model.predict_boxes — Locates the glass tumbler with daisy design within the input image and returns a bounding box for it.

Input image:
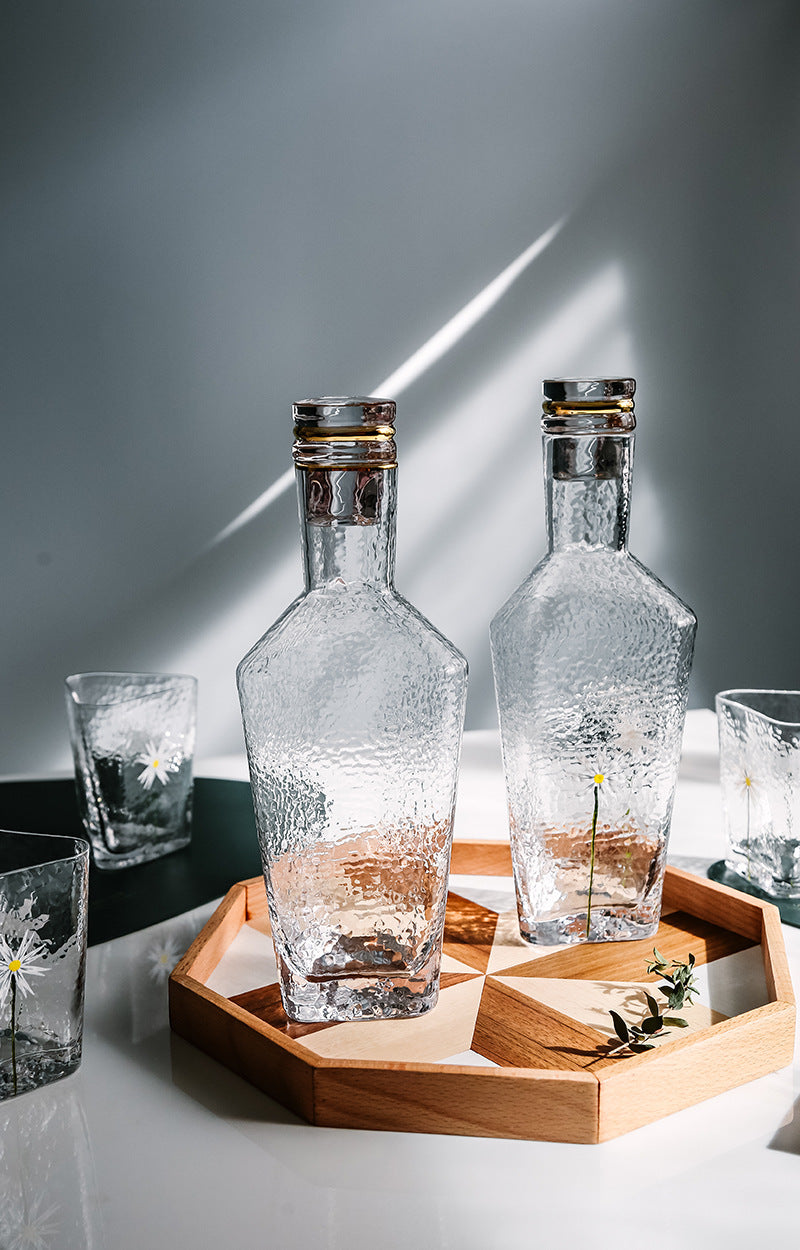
[65,672,197,869]
[491,380,696,944]
[717,689,800,897]
[1,830,89,1099]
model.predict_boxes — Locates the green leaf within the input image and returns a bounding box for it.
[688,953,696,967]
[610,1010,630,1042]
[629,1042,655,1052]
[641,1015,663,1034]
[645,992,661,1018]
[663,1016,689,1028]
[652,947,667,966]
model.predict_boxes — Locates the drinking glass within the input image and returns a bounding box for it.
[717,689,800,897]
[1,830,89,1100]
[65,672,197,869]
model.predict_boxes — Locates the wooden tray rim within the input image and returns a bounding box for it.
[170,844,795,1082]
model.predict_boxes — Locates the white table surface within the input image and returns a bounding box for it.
[2,710,798,1250]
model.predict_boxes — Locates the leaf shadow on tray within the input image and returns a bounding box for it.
[577,981,684,1066]
[580,981,654,1045]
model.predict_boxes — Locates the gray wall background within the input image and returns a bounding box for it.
[2,1,799,771]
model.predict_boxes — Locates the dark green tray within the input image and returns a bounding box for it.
[0,777,261,946]
[708,860,800,928]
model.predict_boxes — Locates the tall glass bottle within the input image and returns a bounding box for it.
[237,397,468,1021]
[490,379,696,945]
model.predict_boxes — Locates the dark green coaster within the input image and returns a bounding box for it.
[0,777,262,945]
[708,860,800,928]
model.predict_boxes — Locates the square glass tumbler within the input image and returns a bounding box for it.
[65,672,197,869]
[717,688,800,897]
[1,830,89,1100]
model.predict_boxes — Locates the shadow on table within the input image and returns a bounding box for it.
[0,777,262,943]
[85,905,302,1134]
[677,750,719,785]
[169,1031,306,1128]
[769,1095,800,1155]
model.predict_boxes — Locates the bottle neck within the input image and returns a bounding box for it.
[298,466,396,589]
[544,433,633,552]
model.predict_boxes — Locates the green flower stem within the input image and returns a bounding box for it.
[11,974,17,1096]
[586,783,599,938]
[746,783,751,881]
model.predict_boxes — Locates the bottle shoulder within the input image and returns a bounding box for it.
[237,584,467,689]
[236,591,306,683]
[389,589,468,670]
[491,548,696,638]
[626,552,697,627]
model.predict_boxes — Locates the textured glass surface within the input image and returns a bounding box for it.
[238,463,467,1022]
[0,832,89,1100]
[491,412,696,945]
[65,672,196,869]
[718,690,800,897]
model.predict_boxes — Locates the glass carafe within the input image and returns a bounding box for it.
[237,398,468,1020]
[490,379,696,944]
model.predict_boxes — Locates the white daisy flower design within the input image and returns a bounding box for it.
[580,749,631,821]
[0,930,47,1009]
[146,934,182,983]
[9,1195,60,1250]
[136,741,180,791]
[580,751,613,800]
[613,718,651,754]
[1,928,48,1095]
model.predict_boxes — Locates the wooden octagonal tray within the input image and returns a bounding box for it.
[169,840,795,1143]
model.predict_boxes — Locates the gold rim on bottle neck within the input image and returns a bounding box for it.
[292,397,397,468]
[541,379,636,433]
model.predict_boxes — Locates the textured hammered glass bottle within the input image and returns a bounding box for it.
[237,398,467,1021]
[491,379,696,945]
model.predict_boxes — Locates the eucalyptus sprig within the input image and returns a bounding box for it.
[645,948,699,1011]
[606,949,698,1057]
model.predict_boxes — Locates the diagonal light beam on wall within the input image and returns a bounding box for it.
[206,215,566,552]
[375,216,565,395]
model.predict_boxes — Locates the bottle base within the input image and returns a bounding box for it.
[277,952,442,1023]
[518,908,660,946]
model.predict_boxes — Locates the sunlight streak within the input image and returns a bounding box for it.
[377,217,566,395]
[207,467,296,549]
[205,216,567,551]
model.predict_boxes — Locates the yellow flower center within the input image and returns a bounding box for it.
[594,773,605,785]
[744,775,752,787]
[152,759,159,768]
[9,959,21,973]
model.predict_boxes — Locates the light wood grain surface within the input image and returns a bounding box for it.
[168,844,796,1142]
